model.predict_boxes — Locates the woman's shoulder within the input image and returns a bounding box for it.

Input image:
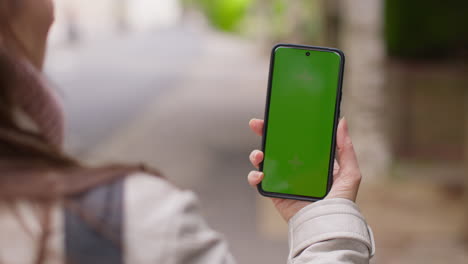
[124,172,175,195]
[124,172,194,204]
[123,173,210,263]
[123,172,199,221]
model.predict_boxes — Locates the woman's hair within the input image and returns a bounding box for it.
[0,0,139,200]
[0,1,158,263]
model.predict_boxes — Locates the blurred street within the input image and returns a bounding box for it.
[46,26,204,154]
[44,1,468,263]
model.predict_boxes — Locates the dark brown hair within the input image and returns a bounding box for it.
[0,0,151,201]
[0,1,159,263]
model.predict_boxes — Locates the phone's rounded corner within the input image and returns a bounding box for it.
[271,43,288,54]
[256,183,268,196]
[314,190,329,200]
[257,183,284,200]
[329,48,346,62]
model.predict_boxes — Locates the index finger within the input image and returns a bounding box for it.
[249,119,264,136]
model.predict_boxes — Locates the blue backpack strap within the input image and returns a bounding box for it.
[64,178,124,264]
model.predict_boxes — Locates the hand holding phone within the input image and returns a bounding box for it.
[248,118,362,221]
[258,44,347,202]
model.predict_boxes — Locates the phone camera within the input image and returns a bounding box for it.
[306,52,311,56]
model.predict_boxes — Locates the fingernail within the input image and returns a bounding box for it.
[253,150,260,158]
[250,150,258,160]
[256,172,263,179]
[342,117,349,133]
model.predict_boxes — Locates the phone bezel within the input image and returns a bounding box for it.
[257,43,345,202]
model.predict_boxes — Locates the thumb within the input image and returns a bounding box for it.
[336,118,360,175]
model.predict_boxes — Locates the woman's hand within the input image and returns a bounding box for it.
[248,118,362,222]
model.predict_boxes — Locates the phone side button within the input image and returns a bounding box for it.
[339,94,343,117]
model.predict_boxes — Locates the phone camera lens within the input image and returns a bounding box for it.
[306,52,311,56]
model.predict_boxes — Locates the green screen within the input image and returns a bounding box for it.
[262,46,342,199]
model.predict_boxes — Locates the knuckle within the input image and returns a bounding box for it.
[248,171,259,179]
[249,151,256,161]
[342,169,361,184]
[344,138,354,149]
[350,173,362,185]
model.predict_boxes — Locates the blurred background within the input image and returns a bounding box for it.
[44,0,468,263]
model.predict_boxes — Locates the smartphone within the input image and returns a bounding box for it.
[259,44,345,202]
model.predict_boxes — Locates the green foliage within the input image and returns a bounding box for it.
[193,0,253,32]
[262,0,324,44]
[384,0,468,58]
[188,0,326,43]
[271,0,288,37]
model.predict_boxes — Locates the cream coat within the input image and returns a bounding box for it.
[0,173,374,263]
